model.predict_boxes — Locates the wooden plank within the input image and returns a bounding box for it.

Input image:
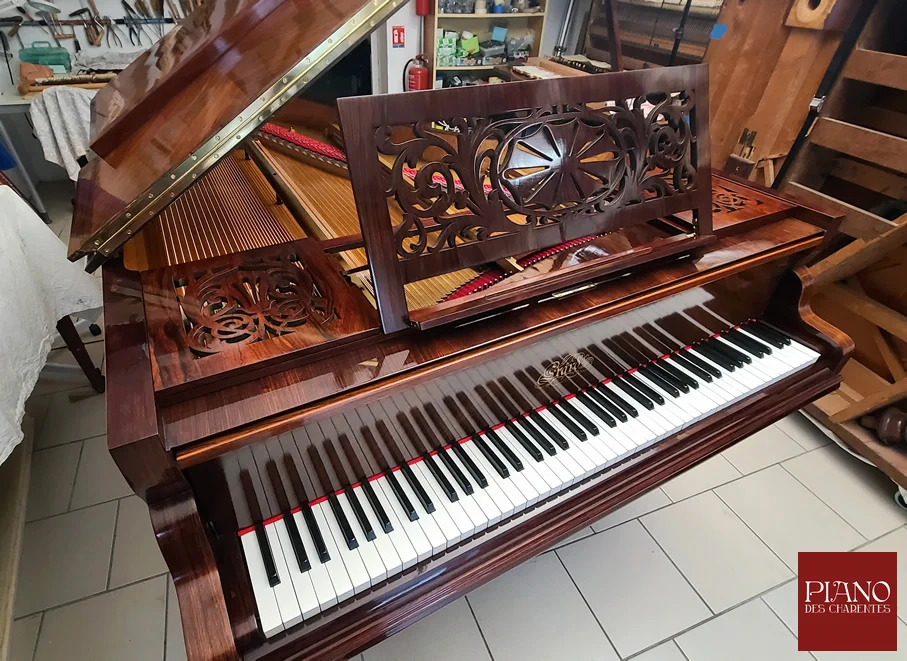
[840,357,891,396]
[808,211,907,286]
[843,48,907,92]
[810,117,907,174]
[829,376,907,423]
[811,391,854,418]
[825,283,907,344]
[859,106,907,140]
[785,182,896,239]
[852,278,907,381]
[832,158,907,199]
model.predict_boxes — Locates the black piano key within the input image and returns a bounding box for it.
[669,352,713,383]
[584,385,628,422]
[386,469,419,521]
[451,440,489,488]
[744,321,785,349]
[694,343,736,371]
[362,478,393,533]
[529,411,569,450]
[708,337,750,365]
[423,452,458,502]
[328,493,358,550]
[518,415,558,455]
[624,372,665,405]
[497,373,571,450]
[546,402,588,441]
[345,483,376,542]
[505,420,544,461]
[282,455,330,563]
[240,470,280,587]
[322,439,376,542]
[615,376,655,410]
[650,361,689,393]
[595,382,637,418]
[485,427,523,471]
[679,349,722,378]
[640,365,681,397]
[728,329,771,356]
[400,461,435,513]
[556,397,599,436]
[752,320,791,346]
[437,445,474,494]
[658,357,699,390]
[266,461,310,573]
[472,434,509,478]
[576,390,617,427]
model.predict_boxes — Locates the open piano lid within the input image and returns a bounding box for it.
[68,0,403,268]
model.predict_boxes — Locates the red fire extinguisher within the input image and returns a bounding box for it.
[404,54,430,91]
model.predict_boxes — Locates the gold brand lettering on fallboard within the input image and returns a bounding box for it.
[536,352,594,387]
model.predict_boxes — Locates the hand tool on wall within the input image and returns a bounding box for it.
[0,30,14,85]
[122,0,151,43]
[103,16,123,47]
[8,20,24,48]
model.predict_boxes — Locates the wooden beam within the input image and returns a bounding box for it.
[785,182,897,239]
[810,117,907,174]
[807,212,907,286]
[852,278,907,381]
[829,377,907,423]
[859,106,907,140]
[843,48,907,93]
[840,356,891,395]
[824,283,907,344]
[832,158,907,199]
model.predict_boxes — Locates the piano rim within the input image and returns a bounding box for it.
[233,361,842,661]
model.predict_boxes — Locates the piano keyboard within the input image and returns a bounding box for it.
[231,317,820,637]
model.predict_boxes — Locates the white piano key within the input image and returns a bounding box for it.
[434,451,491,532]
[407,462,462,546]
[273,518,320,621]
[376,476,433,563]
[412,460,474,540]
[336,491,386,585]
[497,427,559,499]
[350,484,404,579]
[292,511,337,611]
[393,467,448,554]
[521,414,585,484]
[240,531,284,638]
[461,439,523,516]
[444,447,503,526]
[368,478,419,570]
[309,503,356,601]
[536,409,597,478]
[263,523,303,629]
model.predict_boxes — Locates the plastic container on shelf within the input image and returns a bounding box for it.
[18,41,71,73]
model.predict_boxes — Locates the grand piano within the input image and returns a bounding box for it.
[69,1,852,659]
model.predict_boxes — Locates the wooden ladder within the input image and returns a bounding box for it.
[781,0,907,240]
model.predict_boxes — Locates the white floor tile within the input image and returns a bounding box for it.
[591,488,670,533]
[34,576,166,661]
[363,598,489,661]
[676,599,809,661]
[109,496,168,589]
[716,466,865,571]
[166,577,187,661]
[722,425,806,475]
[548,525,595,551]
[559,520,710,658]
[468,553,618,661]
[776,413,831,451]
[69,435,131,510]
[15,501,117,617]
[662,455,741,503]
[35,390,105,450]
[642,492,792,612]
[9,614,42,661]
[858,527,907,620]
[33,343,105,397]
[783,445,906,540]
[762,580,798,636]
[632,641,688,661]
[26,442,81,521]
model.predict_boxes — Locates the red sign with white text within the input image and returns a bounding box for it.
[799,552,897,652]
[392,25,405,48]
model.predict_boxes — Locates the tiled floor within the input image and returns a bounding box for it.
[10,185,907,660]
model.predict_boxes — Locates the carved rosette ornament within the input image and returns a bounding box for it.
[175,254,336,355]
[377,94,697,260]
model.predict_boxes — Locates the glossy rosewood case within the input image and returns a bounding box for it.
[69,4,852,658]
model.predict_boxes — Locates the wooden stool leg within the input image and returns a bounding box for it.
[56,315,105,393]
